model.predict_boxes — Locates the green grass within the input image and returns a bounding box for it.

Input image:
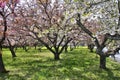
[0,47,120,80]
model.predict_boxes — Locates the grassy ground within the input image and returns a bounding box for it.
[0,47,120,80]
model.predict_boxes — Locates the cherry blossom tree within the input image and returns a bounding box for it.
[33,0,73,60]
[76,0,120,69]
[15,0,74,60]
[0,0,19,73]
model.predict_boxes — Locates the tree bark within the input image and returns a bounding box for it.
[0,10,9,73]
[99,55,107,69]
[118,0,120,27]
[7,39,17,57]
[70,45,73,51]
[88,43,95,52]
[64,45,68,53]
[0,45,2,50]
[23,46,29,52]
[9,46,17,58]
[54,53,60,60]
[0,51,8,73]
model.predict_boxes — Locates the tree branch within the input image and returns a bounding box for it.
[76,13,100,48]
[57,35,65,48]
[59,37,72,54]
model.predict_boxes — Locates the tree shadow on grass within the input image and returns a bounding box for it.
[1,48,120,80]
[0,73,26,80]
[1,58,89,80]
[104,68,120,80]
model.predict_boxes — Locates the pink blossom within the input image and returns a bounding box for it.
[15,0,19,3]
[0,2,6,8]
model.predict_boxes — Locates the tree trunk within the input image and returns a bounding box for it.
[0,45,2,50]
[9,46,17,58]
[38,48,41,52]
[99,55,107,69]
[54,53,60,60]
[65,45,68,53]
[0,51,8,73]
[7,39,17,58]
[23,46,28,52]
[34,45,37,50]
[70,47,73,51]
[70,45,74,51]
